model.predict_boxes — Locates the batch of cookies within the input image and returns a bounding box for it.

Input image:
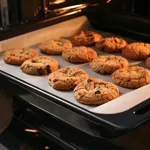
[3,30,150,105]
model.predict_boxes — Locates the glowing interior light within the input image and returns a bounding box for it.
[106,0,111,3]
[49,0,66,5]
[24,129,38,133]
[45,146,50,149]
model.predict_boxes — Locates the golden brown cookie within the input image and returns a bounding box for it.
[90,55,129,75]
[20,56,59,75]
[146,57,150,67]
[39,39,72,55]
[48,67,88,91]
[72,31,102,46]
[3,48,38,65]
[95,37,127,53]
[111,66,150,89]
[62,46,97,63]
[73,78,119,105]
[122,42,150,60]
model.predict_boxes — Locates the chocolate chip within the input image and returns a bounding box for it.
[95,90,101,94]
[87,78,92,82]
[32,59,37,63]
[37,68,45,75]
[53,79,58,82]
[46,65,51,73]
[101,47,105,51]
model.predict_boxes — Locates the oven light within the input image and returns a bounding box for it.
[66,10,82,15]
[106,0,111,3]
[45,146,50,149]
[63,4,87,10]
[53,4,87,12]
[49,0,66,5]
[24,129,38,133]
[66,4,87,10]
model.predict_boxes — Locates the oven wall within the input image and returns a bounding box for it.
[86,0,150,41]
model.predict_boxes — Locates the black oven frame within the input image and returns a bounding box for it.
[1,1,150,149]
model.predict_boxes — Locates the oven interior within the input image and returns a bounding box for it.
[0,1,150,150]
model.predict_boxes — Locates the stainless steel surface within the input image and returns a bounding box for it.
[0,16,150,114]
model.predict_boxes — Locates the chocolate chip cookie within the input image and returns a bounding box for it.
[73,78,119,105]
[20,56,59,75]
[111,66,150,89]
[95,37,127,53]
[48,67,88,91]
[62,46,97,63]
[39,39,72,55]
[90,55,129,75]
[72,30,102,46]
[122,42,150,60]
[146,57,150,67]
[3,48,38,65]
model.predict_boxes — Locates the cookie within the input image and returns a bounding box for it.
[90,55,129,74]
[62,46,97,63]
[72,31,102,46]
[95,37,127,53]
[39,39,72,55]
[111,66,150,89]
[3,48,38,65]
[146,57,150,67]
[73,78,119,105]
[122,42,150,60]
[48,67,88,91]
[20,56,59,75]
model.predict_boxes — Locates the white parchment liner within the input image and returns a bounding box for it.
[0,16,150,114]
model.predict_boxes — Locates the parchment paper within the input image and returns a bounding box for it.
[0,16,150,114]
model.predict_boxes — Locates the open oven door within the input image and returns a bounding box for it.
[0,85,13,134]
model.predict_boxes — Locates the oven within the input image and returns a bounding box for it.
[0,0,150,150]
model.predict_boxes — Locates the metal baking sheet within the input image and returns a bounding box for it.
[0,16,150,114]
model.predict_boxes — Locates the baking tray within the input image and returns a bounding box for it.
[0,16,150,116]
